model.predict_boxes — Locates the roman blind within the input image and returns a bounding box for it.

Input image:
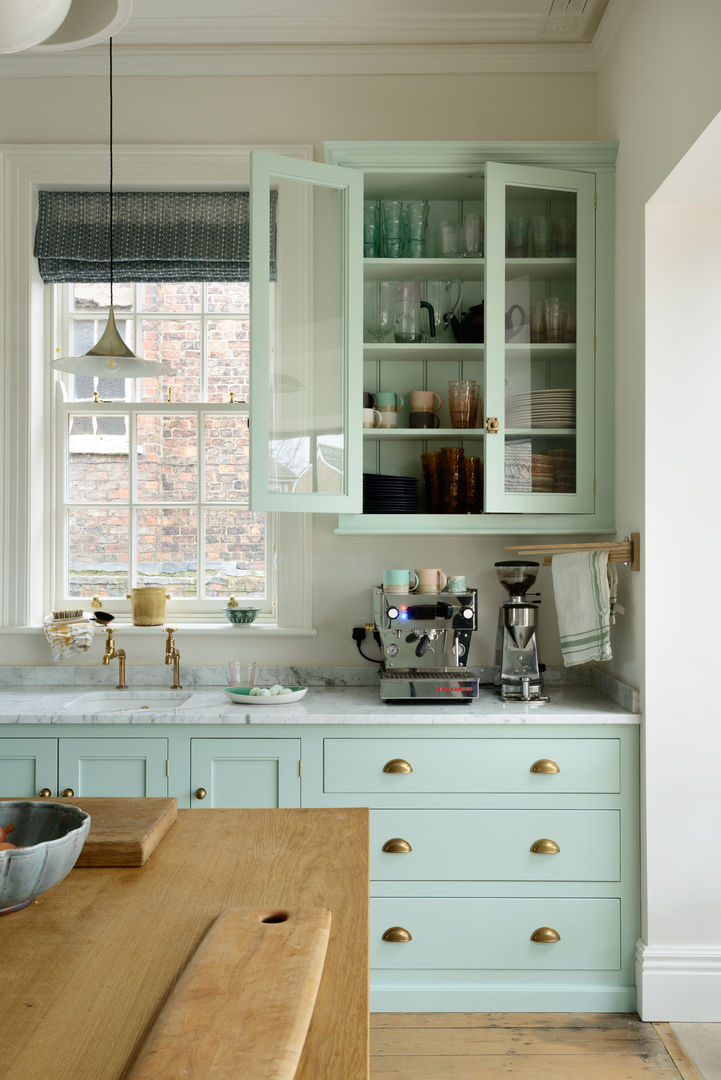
[34,190,277,283]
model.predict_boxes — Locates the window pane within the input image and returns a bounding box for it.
[138,282,201,313]
[136,414,198,502]
[207,282,249,314]
[204,414,249,502]
[203,508,265,598]
[67,413,129,501]
[67,507,129,597]
[71,283,133,312]
[207,318,249,403]
[137,318,201,401]
[136,507,198,597]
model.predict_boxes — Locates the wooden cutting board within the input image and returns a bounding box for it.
[0,796,177,866]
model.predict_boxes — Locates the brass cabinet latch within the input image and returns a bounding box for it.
[486,417,499,434]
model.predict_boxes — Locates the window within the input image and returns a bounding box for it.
[56,280,269,617]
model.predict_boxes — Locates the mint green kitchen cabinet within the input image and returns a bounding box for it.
[189,738,301,808]
[0,720,638,1012]
[0,737,57,797]
[250,141,616,535]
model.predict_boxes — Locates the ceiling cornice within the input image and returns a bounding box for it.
[0,41,602,78]
[590,0,632,66]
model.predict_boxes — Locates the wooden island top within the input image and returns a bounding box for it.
[0,807,369,1080]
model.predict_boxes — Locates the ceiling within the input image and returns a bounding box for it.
[0,0,628,76]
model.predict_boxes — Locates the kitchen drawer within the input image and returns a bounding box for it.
[324,738,620,794]
[371,809,620,881]
[371,897,620,971]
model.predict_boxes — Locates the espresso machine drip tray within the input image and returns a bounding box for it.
[380,670,479,703]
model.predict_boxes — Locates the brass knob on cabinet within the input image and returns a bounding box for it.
[530,926,561,943]
[382,926,412,943]
[530,838,561,855]
[383,759,413,774]
[38,788,52,798]
[530,758,560,774]
[61,788,75,797]
[382,837,413,854]
[195,787,207,800]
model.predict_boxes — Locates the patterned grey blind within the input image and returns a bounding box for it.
[34,190,276,283]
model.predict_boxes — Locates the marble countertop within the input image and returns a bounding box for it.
[0,684,640,725]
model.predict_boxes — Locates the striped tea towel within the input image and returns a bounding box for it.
[551,551,612,666]
[42,614,95,661]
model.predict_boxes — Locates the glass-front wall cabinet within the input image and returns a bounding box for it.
[251,144,615,534]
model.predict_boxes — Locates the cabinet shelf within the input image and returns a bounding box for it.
[364,342,483,360]
[363,427,485,440]
[364,257,484,282]
[505,258,576,281]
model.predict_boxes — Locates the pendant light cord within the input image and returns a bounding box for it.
[108,36,114,306]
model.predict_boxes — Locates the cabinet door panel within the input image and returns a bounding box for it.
[250,152,363,513]
[58,738,168,797]
[0,738,57,797]
[191,739,301,808]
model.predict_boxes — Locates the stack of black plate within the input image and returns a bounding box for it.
[363,473,419,514]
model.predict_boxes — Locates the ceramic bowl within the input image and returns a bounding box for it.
[224,606,260,625]
[0,801,91,914]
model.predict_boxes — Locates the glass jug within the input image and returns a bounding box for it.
[393,281,435,343]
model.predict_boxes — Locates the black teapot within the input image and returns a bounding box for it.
[447,302,526,344]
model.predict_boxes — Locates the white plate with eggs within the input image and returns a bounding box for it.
[223,685,308,705]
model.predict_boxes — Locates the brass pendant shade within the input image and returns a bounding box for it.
[50,38,169,380]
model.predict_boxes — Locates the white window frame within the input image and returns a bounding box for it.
[0,143,314,630]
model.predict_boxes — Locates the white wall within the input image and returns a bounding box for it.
[597,0,721,1020]
[0,68,598,670]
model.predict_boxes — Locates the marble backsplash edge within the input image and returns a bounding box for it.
[0,663,640,711]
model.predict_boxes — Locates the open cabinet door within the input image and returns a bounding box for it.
[250,152,363,513]
[484,160,596,515]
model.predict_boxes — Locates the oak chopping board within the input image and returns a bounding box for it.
[0,796,177,866]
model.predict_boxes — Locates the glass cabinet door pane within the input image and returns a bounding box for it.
[484,162,595,514]
[250,152,363,513]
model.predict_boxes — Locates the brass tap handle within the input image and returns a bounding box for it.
[530,838,561,855]
[38,788,52,798]
[195,787,207,800]
[382,838,413,854]
[62,788,75,798]
[530,758,560,774]
[383,758,413,774]
[382,926,412,943]
[530,926,561,943]
[91,596,102,610]
[164,626,178,656]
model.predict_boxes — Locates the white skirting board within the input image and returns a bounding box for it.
[636,940,721,1021]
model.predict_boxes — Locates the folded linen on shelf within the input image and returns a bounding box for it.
[551,550,612,666]
[42,615,95,661]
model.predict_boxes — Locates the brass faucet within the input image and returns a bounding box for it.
[164,627,182,689]
[101,627,127,689]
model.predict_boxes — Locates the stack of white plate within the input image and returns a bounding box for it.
[507,389,576,429]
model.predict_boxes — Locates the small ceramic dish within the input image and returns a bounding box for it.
[223,686,308,705]
[224,606,260,625]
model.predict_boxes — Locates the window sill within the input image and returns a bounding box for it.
[0,623,317,637]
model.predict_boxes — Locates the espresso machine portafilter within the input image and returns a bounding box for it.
[494,561,549,703]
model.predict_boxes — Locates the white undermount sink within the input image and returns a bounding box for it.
[62,690,192,713]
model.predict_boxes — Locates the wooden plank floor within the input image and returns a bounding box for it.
[370,1014,704,1079]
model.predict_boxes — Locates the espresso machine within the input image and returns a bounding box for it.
[494,561,549,702]
[373,585,479,702]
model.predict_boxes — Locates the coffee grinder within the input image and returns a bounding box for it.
[494,560,549,702]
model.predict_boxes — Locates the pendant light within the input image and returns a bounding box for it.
[51,38,170,379]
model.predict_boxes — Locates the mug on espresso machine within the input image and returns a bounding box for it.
[372,581,479,702]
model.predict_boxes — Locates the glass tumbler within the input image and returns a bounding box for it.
[448,380,479,428]
[363,200,380,257]
[380,200,404,257]
[228,661,256,687]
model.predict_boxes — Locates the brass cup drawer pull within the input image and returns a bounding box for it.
[530,838,561,855]
[382,837,413,854]
[61,788,75,797]
[195,787,208,800]
[38,788,52,798]
[382,926,412,943]
[530,926,561,943]
[383,758,413,774]
[530,758,560,774]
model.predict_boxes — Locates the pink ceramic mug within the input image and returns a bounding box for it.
[414,567,448,593]
[410,389,443,413]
